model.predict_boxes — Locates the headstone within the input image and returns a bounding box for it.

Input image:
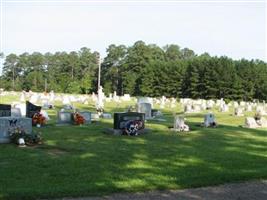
[256,117,267,128]
[201,102,207,110]
[240,101,246,107]
[137,97,153,108]
[63,104,73,110]
[40,110,50,121]
[193,105,201,112]
[137,103,152,119]
[91,113,100,121]
[219,104,229,112]
[234,107,244,116]
[151,109,162,117]
[20,92,26,102]
[256,106,267,116]
[233,101,239,108]
[184,104,193,113]
[160,96,166,109]
[113,112,145,130]
[26,101,41,118]
[204,113,217,127]
[0,117,32,143]
[62,96,71,105]
[246,104,252,112]
[0,104,11,117]
[96,86,105,111]
[173,115,189,132]
[11,108,22,118]
[79,111,91,124]
[121,94,131,101]
[15,104,26,117]
[42,100,53,109]
[244,117,259,128]
[57,111,73,125]
[170,99,176,108]
[29,94,39,103]
[49,90,55,102]
[102,113,112,119]
[206,100,214,109]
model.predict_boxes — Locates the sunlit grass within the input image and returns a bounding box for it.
[0,95,266,200]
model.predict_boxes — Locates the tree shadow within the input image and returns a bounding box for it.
[1,114,267,200]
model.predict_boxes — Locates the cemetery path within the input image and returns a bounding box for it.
[59,180,267,200]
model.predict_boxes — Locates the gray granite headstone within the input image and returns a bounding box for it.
[0,117,32,143]
[91,113,100,121]
[11,108,22,118]
[172,115,189,132]
[137,103,152,119]
[204,113,216,127]
[79,111,91,124]
[57,111,73,125]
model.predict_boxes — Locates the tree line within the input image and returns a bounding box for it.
[0,41,266,100]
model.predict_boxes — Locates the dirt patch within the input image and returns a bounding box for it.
[57,180,267,200]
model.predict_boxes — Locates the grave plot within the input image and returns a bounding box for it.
[105,112,149,136]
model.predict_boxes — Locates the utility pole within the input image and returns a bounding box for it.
[44,78,47,93]
[97,55,101,92]
[12,63,15,90]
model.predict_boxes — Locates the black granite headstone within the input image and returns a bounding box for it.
[0,104,11,117]
[26,101,41,118]
[113,112,145,130]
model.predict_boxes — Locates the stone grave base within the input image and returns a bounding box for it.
[104,128,150,136]
[169,127,190,132]
[200,123,218,128]
[0,138,10,144]
[101,113,112,119]
[148,118,166,122]
[56,123,73,126]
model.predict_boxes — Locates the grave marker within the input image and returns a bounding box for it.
[57,111,73,125]
[0,117,32,143]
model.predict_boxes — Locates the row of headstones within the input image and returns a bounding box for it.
[245,116,267,128]
[18,90,133,104]
[173,113,267,132]
[0,102,41,143]
[180,98,265,107]
[184,102,267,115]
[0,105,95,143]
[172,113,217,132]
[18,92,179,111]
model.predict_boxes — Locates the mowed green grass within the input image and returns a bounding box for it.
[0,95,267,200]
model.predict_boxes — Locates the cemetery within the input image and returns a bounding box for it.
[0,90,267,199]
[0,1,266,199]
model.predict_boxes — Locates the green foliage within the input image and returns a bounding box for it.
[0,41,266,100]
[66,81,82,94]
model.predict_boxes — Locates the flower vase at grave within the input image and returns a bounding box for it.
[18,138,25,146]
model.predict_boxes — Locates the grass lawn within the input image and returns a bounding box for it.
[0,95,267,200]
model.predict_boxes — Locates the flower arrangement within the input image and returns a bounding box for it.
[73,112,85,125]
[9,126,27,145]
[123,120,144,136]
[32,112,46,126]
[8,126,42,146]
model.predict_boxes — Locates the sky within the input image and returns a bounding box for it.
[0,0,266,74]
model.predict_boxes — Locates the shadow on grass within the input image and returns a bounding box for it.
[1,115,267,200]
